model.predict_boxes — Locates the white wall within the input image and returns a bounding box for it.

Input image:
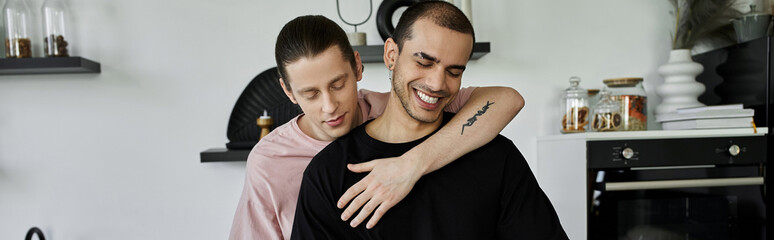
[0,0,675,239]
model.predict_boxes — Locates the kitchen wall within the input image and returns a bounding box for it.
[1,0,680,239]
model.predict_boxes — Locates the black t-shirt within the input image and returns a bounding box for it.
[291,112,568,239]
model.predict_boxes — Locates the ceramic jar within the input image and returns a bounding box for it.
[655,49,706,116]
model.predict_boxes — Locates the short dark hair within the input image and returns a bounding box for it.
[274,15,357,91]
[392,1,475,57]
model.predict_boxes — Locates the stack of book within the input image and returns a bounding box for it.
[656,104,755,130]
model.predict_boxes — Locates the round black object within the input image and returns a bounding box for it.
[226,67,302,149]
[25,227,45,240]
[376,0,425,41]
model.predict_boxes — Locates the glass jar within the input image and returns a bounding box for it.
[3,0,33,58]
[560,76,590,133]
[603,77,647,131]
[42,0,70,57]
[590,90,622,132]
[587,88,600,110]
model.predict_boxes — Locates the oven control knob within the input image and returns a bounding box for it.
[728,144,741,156]
[621,147,635,159]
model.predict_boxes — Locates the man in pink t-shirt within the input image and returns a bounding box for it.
[229,15,524,240]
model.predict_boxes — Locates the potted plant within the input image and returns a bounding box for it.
[656,0,742,117]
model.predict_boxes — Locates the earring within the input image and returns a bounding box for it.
[388,64,393,80]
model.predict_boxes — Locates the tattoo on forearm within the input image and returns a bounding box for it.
[461,101,494,135]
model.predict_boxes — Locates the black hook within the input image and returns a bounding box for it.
[25,227,46,240]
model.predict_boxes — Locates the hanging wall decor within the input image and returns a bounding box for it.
[376,0,424,41]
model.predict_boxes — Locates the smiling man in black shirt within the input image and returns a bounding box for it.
[291,2,567,239]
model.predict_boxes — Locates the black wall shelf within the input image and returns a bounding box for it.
[201,148,250,163]
[0,56,101,75]
[353,42,490,63]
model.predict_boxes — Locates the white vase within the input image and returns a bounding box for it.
[655,49,706,116]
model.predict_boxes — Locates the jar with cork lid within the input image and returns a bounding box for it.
[560,76,590,133]
[603,77,647,131]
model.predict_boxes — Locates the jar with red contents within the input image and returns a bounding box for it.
[603,78,647,131]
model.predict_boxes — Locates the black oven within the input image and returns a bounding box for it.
[587,136,767,239]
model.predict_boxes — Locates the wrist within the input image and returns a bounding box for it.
[402,149,433,176]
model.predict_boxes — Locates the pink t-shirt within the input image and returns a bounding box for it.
[229,87,476,240]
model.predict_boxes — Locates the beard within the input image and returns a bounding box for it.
[391,65,452,123]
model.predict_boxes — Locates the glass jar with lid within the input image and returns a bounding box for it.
[590,90,622,132]
[587,88,600,110]
[560,76,590,133]
[603,77,647,131]
[42,0,71,57]
[3,0,33,58]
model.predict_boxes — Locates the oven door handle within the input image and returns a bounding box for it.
[601,177,764,191]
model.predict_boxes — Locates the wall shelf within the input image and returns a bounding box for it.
[353,42,490,63]
[200,148,250,163]
[0,56,101,75]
